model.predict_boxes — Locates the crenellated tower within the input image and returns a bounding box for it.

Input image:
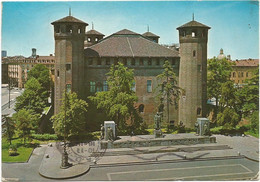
[51,14,88,114]
[177,17,210,128]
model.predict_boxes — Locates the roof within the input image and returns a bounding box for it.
[232,59,259,67]
[142,32,160,38]
[51,16,88,26]
[85,29,179,58]
[86,29,104,36]
[177,20,210,29]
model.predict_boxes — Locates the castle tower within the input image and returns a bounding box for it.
[177,18,210,128]
[51,15,88,114]
[84,25,105,47]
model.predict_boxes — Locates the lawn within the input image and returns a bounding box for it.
[2,138,37,163]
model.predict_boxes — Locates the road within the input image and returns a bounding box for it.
[1,87,23,114]
[2,145,258,181]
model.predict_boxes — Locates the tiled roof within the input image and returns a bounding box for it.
[86,29,104,36]
[142,32,160,38]
[177,20,210,29]
[85,29,179,58]
[232,59,259,67]
[51,16,88,26]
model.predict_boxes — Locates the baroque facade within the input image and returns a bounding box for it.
[51,15,210,128]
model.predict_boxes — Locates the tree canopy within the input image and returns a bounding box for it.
[51,92,88,139]
[15,78,45,115]
[89,63,142,132]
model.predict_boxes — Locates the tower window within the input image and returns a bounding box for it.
[138,104,144,113]
[147,80,152,93]
[87,38,91,42]
[89,59,93,65]
[78,27,82,34]
[131,59,135,66]
[148,59,152,66]
[197,107,201,115]
[192,30,197,37]
[193,50,196,57]
[140,58,144,66]
[66,64,71,71]
[182,31,186,37]
[90,81,96,93]
[55,25,61,33]
[95,38,98,42]
[66,25,73,33]
[106,58,110,65]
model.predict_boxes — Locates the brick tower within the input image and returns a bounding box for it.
[51,14,88,114]
[177,17,210,128]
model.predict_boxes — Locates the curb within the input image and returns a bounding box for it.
[91,155,245,168]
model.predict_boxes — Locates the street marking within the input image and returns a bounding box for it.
[107,164,253,181]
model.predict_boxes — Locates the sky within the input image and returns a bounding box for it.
[1,1,259,60]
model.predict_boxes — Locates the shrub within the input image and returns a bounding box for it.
[31,134,58,141]
[8,145,18,156]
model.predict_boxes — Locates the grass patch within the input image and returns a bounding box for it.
[245,131,259,138]
[2,147,33,162]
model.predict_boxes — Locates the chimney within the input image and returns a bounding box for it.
[32,48,36,58]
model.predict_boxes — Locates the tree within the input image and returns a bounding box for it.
[51,92,88,139]
[89,63,142,132]
[239,68,259,116]
[156,60,182,124]
[207,57,234,119]
[216,107,240,127]
[2,115,15,145]
[27,64,52,104]
[15,78,45,115]
[12,109,38,144]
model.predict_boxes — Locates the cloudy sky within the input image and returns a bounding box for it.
[1,1,259,60]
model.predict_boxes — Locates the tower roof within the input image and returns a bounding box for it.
[177,20,210,30]
[86,29,104,36]
[51,15,88,26]
[142,32,160,38]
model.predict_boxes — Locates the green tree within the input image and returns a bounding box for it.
[250,111,259,133]
[89,63,142,132]
[12,109,38,144]
[239,68,259,116]
[207,57,234,119]
[216,107,240,127]
[51,92,88,139]
[156,60,182,124]
[2,115,15,145]
[28,64,52,104]
[15,78,45,115]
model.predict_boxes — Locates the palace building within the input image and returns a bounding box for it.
[51,14,210,129]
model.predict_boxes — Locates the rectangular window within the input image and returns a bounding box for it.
[148,59,152,66]
[90,81,96,93]
[103,81,108,91]
[66,64,71,71]
[106,58,110,65]
[66,84,71,92]
[156,59,160,66]
[131,81,136,92]
[140,58,144,66]
[131,59,135,66]
[147,80,152,93]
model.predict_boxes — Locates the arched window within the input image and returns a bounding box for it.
[246,72,249,77]
[66,25,73,33]
[55,25,61,33]
[138,104,144,113]
[95,38,99,42]
[197,107,201,115]
[192,30,197,37]
[233,72,236,77]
